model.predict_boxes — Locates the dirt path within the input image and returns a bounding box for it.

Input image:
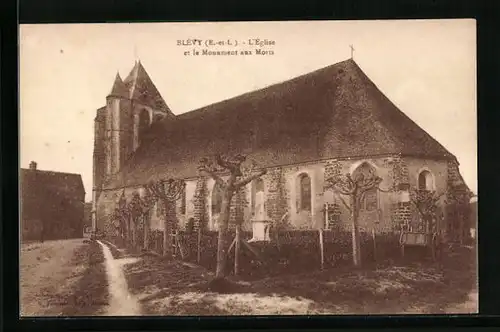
[20,239,87,316]
[97,241,142,316]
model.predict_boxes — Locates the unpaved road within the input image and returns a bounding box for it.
[20,239,87,316]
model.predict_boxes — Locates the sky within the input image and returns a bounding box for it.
[19,20,477,201]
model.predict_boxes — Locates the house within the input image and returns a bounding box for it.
[93,59,471,246]
[20,161,86,241]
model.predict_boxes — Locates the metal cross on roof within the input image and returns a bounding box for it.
[350,44,355,59]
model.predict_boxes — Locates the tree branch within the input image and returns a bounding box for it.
[163,180,186,201]
[377,185,392,193]
[215,154,231,169]
[234,169,267,188]
[332,182,355,195]
[198,163,225,188]
[334,192,352,212]
[410,199,426,218]
[216,154,246,177]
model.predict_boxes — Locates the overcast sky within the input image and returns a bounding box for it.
[20,20,476,201]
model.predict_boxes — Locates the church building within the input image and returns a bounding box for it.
[92,58,470,245]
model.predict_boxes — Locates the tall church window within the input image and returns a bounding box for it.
[138,109,150,146]
[353,162,378,211]
[211,182,223,215]
[298,173,312,212]
[418,170,434,191]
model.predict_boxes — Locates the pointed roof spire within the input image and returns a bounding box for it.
[108,72,128,98]
[123,61,172,113]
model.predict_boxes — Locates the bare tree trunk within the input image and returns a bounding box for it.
[125,215,129,244]
[131,217,137,248]
[215,191,233,278]
[458,209,464,245]
[163,200,174,258]
[235,224,241,275]
[351,195,361,267]
[143,213,150,250]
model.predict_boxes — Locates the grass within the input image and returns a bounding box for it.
[121,244,477,315]
[61,240,109,316]
[122,255,215,314]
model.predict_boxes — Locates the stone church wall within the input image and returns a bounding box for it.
[96,155,454,241]
[323,157,397,233]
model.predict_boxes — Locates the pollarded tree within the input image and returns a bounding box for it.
[144,178,186,258]
[128,191,144,248]
[198,154,267,280]
[139,184,161,250]
[444,183,472,244]
[325,171,382,267]
[409,189,446,234]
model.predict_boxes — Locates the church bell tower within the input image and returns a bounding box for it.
[91,60,175,232]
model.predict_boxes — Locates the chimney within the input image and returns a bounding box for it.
[29,161,37,170]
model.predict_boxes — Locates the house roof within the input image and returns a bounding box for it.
[104,59,455,189]
[20,168,86,197]
[122,60,172,113]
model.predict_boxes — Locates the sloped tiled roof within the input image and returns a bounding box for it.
[20,168,85,197]
[122,60,172,113]
[104,59,455,189]
[109,73,129,98]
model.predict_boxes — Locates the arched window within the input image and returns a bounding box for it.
[418,170,434,191]
[138,109,150,145]
[353,162,378,211]
[251,178,265,217]
[211,181,223,215]
[298,173,312,212]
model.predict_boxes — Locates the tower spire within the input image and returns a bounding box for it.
[108,72,128,97]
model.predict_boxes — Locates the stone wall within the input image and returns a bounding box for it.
[193,176,208,231]
[322,157,397,232]
[388,156,411,231]
[263,168,287,227]
[445,159,472,241]
[97,156,462,242]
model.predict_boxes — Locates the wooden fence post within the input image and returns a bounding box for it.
[234,225,241,275]
[197,227,202,264]
[319,228,325,270]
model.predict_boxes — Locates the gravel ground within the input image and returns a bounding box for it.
[20,238,109,316]
[20,239,87,316]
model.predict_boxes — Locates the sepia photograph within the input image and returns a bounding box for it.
[19,19,477,316]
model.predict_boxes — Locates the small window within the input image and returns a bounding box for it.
[298,173,312,212]
[418,170,433,191]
